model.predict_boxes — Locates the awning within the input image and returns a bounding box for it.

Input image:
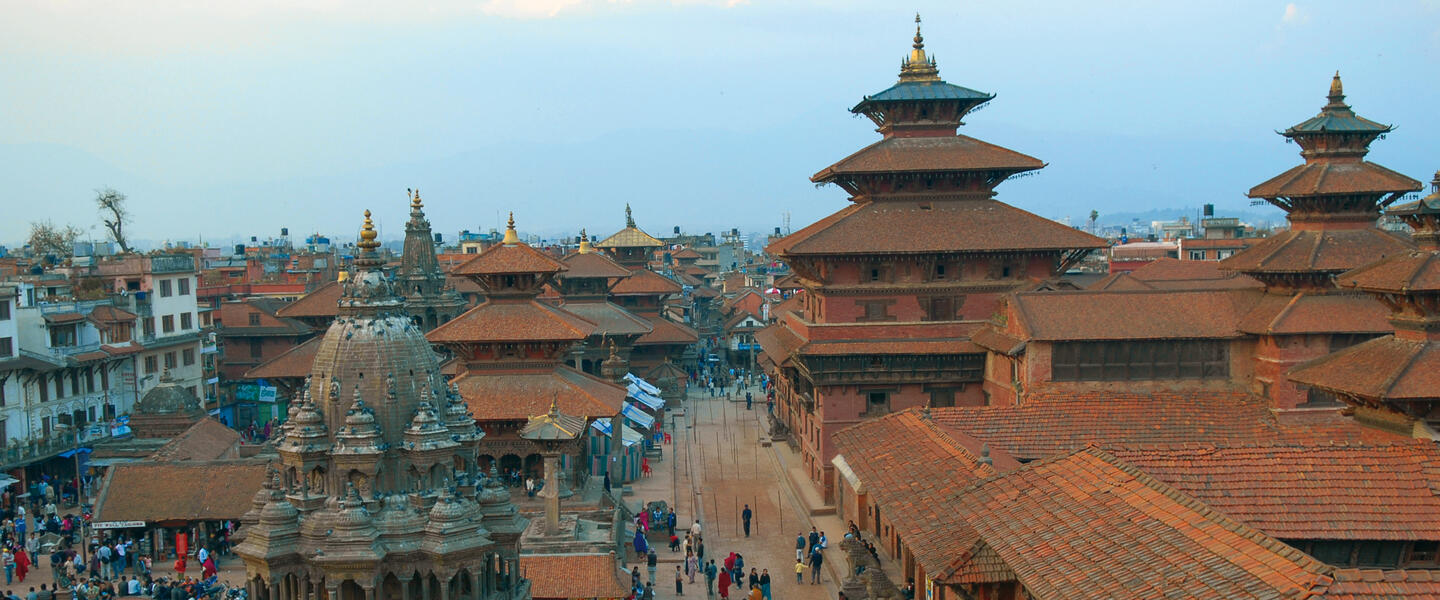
[58,448,93,459]
[627,383,665,410]
[625,374,662,396]
[85,457,141,467]
[43,312,86,324]
[622,404,655,429]
[0,475,19,488]
[589,420,645,447]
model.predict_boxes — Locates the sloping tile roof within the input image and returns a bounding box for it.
[149,417,241,462]
[1324,569,1440,599]
[559,252,633,280]
[1249,162,1421,198]
[1220,228,1414,274]
[754,323,805,367]
[1109,441,1440,541]
[244,336,323,379]
[276,281,342,318]
[596,227,663,249]
[428,300,596,343]
[1236,292,1391,335]
[452,241,567,276]
[811,135,1043,181]
[1338,250,1440,294]
[94,461,269,523]
[767,199,1107,257]
[558,302,653,337]
[1121,257,1264,290]
[43,312,85,324]
[1009,289,1255,341]
[856,80,993,105]
[1288,335,1440,402]
[799,338,982,355]
[519,554,628,600]
[671,248,703,260]
[453,367,624,422]
[832,410,1014,579]
[88,305,138,323]
[634,315,697,346]
[970,326,1024,356]
[952,447,1335,600]
[932,390,1403,462]
[1087,272,1155,291]
[609,269,682,295]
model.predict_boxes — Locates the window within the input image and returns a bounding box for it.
[864,391,890,416]
[0,337,11,358]
[143,318,155,338]
[100,368,110,391]
[178,277,190,295]
[38,379,48,402]
[1356,542,1404,568]
[86,369,95,393]
[248,313,261,326]
[144,355,158,374]
[1409,541,1439,565]
[55,377,65,399]
[929,388,955,408]
[181,312,193,330]
[162,315,175,334]
[933,263,947,280]
[70,372,80,395]
[858,301,895,323]
[0,301,9,320]
[1051,340,1229,382]
[183,348,196,366]
[49,324,77,347]
[250,340,263,359]
[922,297,957,321]
[164,352,177,370]
[1189,250,1206,260]
[159,279,173,297]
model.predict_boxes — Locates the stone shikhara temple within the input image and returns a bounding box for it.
[236,210,530,600]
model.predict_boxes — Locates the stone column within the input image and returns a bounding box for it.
[364,585,377,600]
[439,576,451,600]
[609,413,624,486]
[542,451,561,535]
[423,575,433,600]
[400,577,413,600]
[326,583,339,600]
[271,582,282,600]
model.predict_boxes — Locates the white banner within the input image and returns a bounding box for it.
[92,521,146,530]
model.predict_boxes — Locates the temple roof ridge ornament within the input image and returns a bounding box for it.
[899,13,940,83]
[502,211,520,245]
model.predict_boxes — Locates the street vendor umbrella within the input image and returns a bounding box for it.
[634,528,649,555]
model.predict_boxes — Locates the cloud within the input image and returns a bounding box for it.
[1281,3,1309,25]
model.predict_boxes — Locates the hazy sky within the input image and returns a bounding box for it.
[2,0,1438,248]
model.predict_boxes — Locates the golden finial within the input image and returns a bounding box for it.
[501,211,520,245]
[358,209,380,251]
[1328,71,1345,104]
[411,188,422,209]
[548,393,559,418]
[578,228,593,254]
[899,14,940,83]
[337,270,350,282]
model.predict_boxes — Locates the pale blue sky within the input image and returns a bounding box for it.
[2,0,1437,247]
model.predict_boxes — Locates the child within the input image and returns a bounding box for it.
[794,559,804,584]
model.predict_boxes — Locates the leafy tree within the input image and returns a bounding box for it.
[27,220,82,259]
[96,187,132,253]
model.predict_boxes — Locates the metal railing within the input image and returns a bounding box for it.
[0,426,119,472]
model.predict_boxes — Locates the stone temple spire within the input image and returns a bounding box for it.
[398,188,465,330]
[338,210,403,315]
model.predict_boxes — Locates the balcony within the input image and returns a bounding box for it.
[149,255,196,274]
[0,425,120,472]
[48,342,102,359]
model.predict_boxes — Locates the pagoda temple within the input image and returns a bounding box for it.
[1290,171,1440,433]
[552,230,653,376]
[236,210,528,600]
[399,190,468,331]
[757,16,1106,500]
[1219,73,1423,407]
[427,214,626,480]
[595,205,663,270]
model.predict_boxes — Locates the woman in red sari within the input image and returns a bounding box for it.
[13,548,28,582]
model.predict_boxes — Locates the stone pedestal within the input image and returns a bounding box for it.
[543,452,561,536]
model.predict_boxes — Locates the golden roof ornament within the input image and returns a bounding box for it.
[578,228,593,254]
[899,13,941,83]
[501,211,520,245]
[1326,71,1347,108]
[357,210,380,252]
[411,188,423,209]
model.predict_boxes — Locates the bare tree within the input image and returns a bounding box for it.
[27,220,83,259]
[95,187,132,253]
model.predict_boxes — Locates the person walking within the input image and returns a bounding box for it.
[686,552,698,584]
[717,568,730,600]
[705,560,717,596]
[807,528,819,555]
[641,583,654,600]
[795,533,806,560]
[741,505,752,538]
[12,551,25,584]
[809,548,824,584]
[675,566,684,596]
[4,549,14,585]
[690,520,702,538]
[744,392,752,410]
[646,549,658,585]
[746,568,758,592]
[759,570,771,600]
[794,559,804,584]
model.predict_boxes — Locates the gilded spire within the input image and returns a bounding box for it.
[1326,71,1346,107]
[411,188,423,210]
[899,13,941,83]
[358,210,380,252]
[501,211,520,245]
[578,228,593,254]
[625,203,636,228]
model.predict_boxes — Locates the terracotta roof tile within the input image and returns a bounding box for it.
[1009,289,1255,341]
[1236,292,1391,335]
[671,248,703,260]
[453,241,567,276]
[1249,161,1421,198]
[1339,250,1440,294]
[149,417,241,462]
[1220,228,1414,274]
[94,461,269,523]
[453,367,624,422]
[767,199,1107,257]
[519,554,628,600]
[952,447,1335,599]
[832,411,1015,579]
[1324,569,1440,599]
[754,323,805,367]
[244,336,323,379]
[609,269,682,296]
[276,281,342,319]
[88,305,137,323]
[429,300,596,343]
[1289,335,1440,401]
[558,302,653,337]
[559,252,633,280]
[970,326,1024,356]
[1121,257,1264,290]
[799,338,982,355]
[931,390,1401,462]
[634,315,697,346]
[811,135,1043,181]
[1109,441,1440,541]
[1087,272,1155,291]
